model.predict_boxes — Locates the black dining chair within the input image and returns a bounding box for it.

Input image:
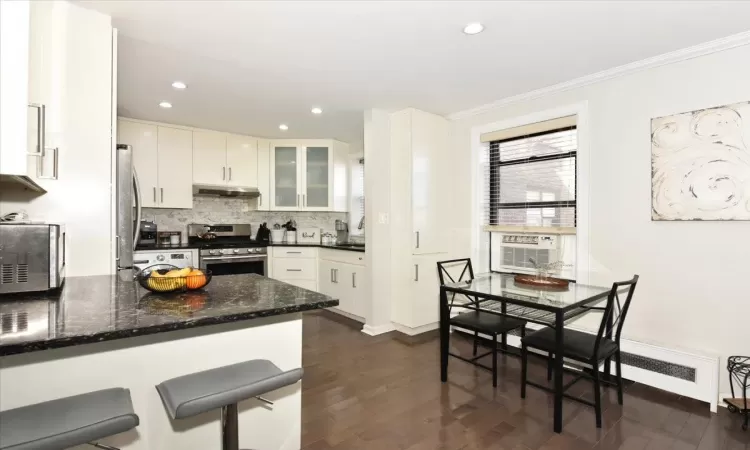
[520,275,639,428]
[437,258,526,387]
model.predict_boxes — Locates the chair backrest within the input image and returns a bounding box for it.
[436,258,475,311]
[593,275,639,357]
[436,258,474,286]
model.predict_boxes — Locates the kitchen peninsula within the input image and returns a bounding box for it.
[0,274,337,450]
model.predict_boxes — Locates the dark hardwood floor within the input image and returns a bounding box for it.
[301,311,749,450]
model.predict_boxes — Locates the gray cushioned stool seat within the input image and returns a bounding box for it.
[156,359,303,420]
[0,388,139,450]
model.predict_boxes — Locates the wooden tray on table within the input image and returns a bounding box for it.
[514,274,570,289]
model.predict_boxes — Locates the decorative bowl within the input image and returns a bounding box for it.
[136,264,212,293]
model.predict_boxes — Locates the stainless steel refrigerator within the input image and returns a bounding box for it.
[115,144,142,278]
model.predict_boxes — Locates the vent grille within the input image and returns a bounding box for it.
[16,264,28,283]
[1,264,13,284]
[502,247,551,271]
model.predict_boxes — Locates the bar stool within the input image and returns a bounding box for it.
[0,388,139,450]
[156,359,303,450]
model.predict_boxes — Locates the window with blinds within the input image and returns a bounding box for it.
[349,158,365,235]
[485,126,577,228]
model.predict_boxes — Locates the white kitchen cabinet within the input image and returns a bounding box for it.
[387,108,451,331]
[157,127,194,208]
[226,134,257,188]
[118,120,193,209]
[192,130,226,185]
[0,1,31,179]
[390,109,449,255]
[118,120,158,208]
[318,251,366,320]
[257,139,271,210]
[268,247,318,291]
[269,140,349,212]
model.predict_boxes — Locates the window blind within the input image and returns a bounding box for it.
[482,127,577,228]
[350,158,365,234]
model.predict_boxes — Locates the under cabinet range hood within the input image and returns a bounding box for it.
[0,175,47,193]
[192,184,260,198]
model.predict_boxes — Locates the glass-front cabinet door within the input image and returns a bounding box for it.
[273,146,299,209]
[304,146,330,209]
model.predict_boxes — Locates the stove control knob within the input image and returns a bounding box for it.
[247,248,253,253]
[219,249,225,255]
[233,249,240,254]
[156,254,165,262]
[209,250,217,255]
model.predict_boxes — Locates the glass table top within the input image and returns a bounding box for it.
[443,272,612,313]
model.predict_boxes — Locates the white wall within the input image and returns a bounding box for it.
[452,43,750,393]
[362,109,392,333]
[0,2,114,277]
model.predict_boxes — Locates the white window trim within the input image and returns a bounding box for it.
[470,101,591,284]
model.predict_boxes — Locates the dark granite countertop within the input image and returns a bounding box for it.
[269,243,365,253]
[0,274,338,356]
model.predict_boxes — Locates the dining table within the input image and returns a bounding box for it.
[439,272,614,433]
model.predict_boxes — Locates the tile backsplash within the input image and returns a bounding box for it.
[142,196,347,238]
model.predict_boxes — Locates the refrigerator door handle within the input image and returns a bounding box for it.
[133,168,143,249]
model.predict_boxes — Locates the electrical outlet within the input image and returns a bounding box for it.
[378,213,389,224]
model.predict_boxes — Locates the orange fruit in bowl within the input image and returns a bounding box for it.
[186,269,207,290]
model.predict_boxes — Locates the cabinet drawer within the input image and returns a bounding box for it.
[272,247,318,259]
[282,279,317,291]
[272,258,316,279]
[319,249,365,266]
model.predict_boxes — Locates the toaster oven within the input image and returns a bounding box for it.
[0,223,65,294]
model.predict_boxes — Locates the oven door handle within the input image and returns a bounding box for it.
[201,255,267,262]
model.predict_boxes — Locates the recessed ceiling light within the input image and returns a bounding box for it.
[171,81,187,89]
[159,101,172,108]
[311,107,323,115]
[279,124,289,131]
[463,23,484,35]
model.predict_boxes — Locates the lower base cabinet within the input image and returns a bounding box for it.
[318,259,365,319]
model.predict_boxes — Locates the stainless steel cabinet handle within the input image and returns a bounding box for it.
[259,193,262,207]
[330,268,334,282]
[416,231,420,249]
[38,147,59,179]
[297,194,300,207]
[286,269,302,272]
[303,194,306,207]
[333,268,338,283]
[161,188,164,203]
[115,235,120,261]
[352,272,356,288]
[228,167,232,181]
[222,167,226,180]
[153,187,157,203]
[415,264,419,281]
[255,396,273,406]
[27,103,45,157]
[286,251,302,254]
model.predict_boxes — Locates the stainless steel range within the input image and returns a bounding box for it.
[188,224,267,276]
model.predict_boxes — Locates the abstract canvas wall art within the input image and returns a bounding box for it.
[651,101,750,221]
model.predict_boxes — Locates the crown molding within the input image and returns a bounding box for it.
[448,31,750,121]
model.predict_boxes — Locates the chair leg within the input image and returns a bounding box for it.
[593,364,602,428]
[473,331,479,356]
[492,334,498,388]
[547,352,553,381]
[520,344,528,398]
[615,351,624,405]
[604,357,612,383]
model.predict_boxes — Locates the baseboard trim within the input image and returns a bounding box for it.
[327,307,365,324]
[361,323,396,336]
[393,322,439,336]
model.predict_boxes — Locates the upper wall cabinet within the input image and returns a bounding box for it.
[118,119,193,209]
[269,140,348,212]
[193,131,258,188]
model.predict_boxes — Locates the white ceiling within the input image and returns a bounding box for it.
[78,1,750,144]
